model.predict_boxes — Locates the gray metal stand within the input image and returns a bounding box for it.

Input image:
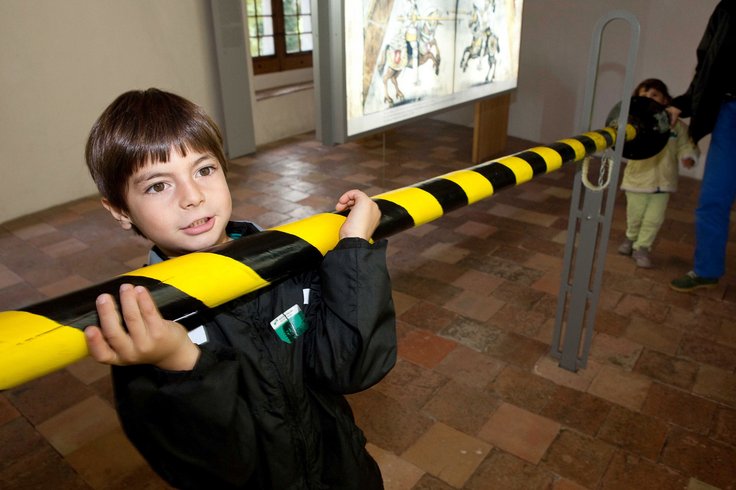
[551,11,640,371]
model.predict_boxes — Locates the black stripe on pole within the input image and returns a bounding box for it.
[576,134,600,154]
[218,230,326,283]
[22,276,207,332]
[514,150,550,175]
[417,178,469,214]
[595,129,615,146]
[472,160,518,189]
[374,199,416,239]
[548,142,577,162]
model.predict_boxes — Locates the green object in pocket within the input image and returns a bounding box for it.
[270,304,308,343]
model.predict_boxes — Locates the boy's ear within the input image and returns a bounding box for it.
[101,199,133,230]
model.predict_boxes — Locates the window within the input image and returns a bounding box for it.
[246,0,313,74]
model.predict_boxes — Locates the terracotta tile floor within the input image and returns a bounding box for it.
[2,119,736,489]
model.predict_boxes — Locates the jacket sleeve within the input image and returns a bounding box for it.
[303,237,397,393]
[671,2,734,118]
[671,88,693,118]
[111,344,258,489]
[674,120,700,162]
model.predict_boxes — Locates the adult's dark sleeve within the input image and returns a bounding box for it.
[304,237,397,393]
[111,345,258,489]
[671,1,735,140]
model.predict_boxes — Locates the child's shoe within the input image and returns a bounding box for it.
[632,248,651,268]
[618,238,633,256]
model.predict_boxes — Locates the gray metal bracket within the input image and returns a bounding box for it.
[550,11,640,371]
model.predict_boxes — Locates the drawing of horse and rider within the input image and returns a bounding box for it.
[459,0,500,83]
[377,3,443,106]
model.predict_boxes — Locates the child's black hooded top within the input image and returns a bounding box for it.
[111,222,396,489]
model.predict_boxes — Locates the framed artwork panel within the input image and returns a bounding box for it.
[315,0,524,144]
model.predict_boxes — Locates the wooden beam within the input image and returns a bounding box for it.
[473,93,511,163]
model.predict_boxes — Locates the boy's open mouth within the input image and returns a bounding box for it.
[186,217,210,229]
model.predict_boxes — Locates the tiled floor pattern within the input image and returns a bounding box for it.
[1,119,735,489]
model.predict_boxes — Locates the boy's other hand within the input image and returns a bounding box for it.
[335,189,381,240]
[85,284,200,371]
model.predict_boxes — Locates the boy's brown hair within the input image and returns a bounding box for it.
[85,88,228,214]
[633,78,673,105]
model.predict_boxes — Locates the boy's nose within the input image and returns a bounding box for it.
[180,181,205,208]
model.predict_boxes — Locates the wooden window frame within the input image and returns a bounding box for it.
[250,0,313,75]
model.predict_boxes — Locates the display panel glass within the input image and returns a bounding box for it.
[344,0,523,137]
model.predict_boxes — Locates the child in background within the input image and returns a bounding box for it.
[618,78,699,268]
[84,88,396,489]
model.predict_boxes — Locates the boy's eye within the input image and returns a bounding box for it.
[198,165,216,177]
[145,182,167,194]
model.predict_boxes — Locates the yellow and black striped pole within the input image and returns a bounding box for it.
[0,122,639,390]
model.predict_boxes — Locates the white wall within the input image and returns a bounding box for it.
[437,0,715,179]
[0,0,718,223]
[254,90,316,146]
[510,0,638,141]
[0,0,222,224]
[253,68,315,146]
[638,0,715,180]
[506,0,716,180]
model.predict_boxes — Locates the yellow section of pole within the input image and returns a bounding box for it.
[0,311,87,389]
[124,253,268,309]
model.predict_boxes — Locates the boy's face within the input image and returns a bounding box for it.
[103,147,233,257]
[638,87,667,106]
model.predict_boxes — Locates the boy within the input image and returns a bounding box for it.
[84,88,396,489]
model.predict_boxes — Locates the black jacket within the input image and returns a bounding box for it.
[111,227,396,489]
[671,0,736,143]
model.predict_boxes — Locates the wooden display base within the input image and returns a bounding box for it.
[472,93,511,163]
